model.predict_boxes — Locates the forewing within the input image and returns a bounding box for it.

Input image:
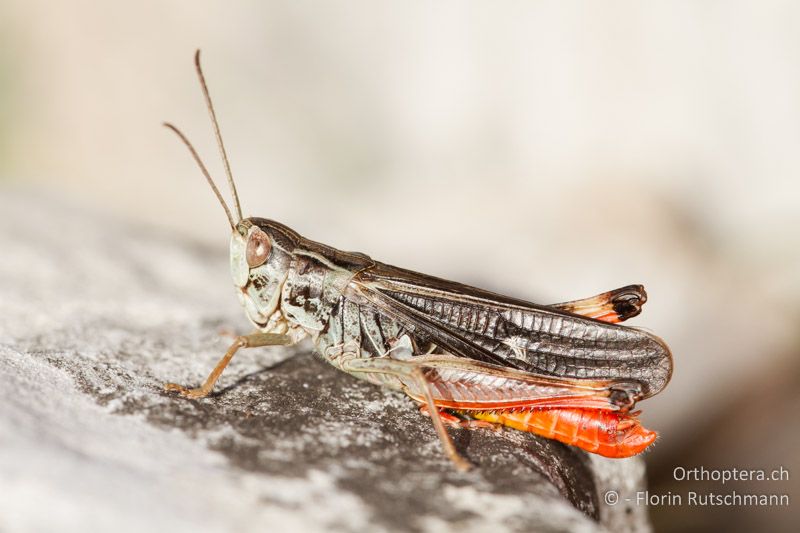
[351,262,672,398]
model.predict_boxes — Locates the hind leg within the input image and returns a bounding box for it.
[551,284,647,323]
[418,405,500,431]
[343,357,473,471]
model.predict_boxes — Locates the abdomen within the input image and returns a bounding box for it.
[464,408,657,458]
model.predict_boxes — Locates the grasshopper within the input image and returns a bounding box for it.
[164,51,673,471]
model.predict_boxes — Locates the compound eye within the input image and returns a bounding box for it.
[246,229,271,268]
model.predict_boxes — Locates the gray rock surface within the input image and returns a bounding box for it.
[0,191,650,532]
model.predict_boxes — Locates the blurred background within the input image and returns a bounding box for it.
[1,1,797,530]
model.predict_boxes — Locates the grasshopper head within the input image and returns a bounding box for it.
[164,53,304,327]
[230,218,300,327]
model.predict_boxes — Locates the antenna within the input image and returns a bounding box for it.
[163,122,236,229]
[194,49,243,222]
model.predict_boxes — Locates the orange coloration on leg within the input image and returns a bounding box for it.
[592,311,623,324]
[467,408,657,458]
[552,285,647,324]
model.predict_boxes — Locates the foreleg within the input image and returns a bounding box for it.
[165,332,294,399]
